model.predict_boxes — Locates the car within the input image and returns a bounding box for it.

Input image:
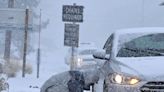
[42,43,101,92]
[65,43,99,71]
[65,43,102,91]
[93,27,164,92]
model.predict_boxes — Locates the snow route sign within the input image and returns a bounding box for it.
[0,8,33,31]
[64,23,79,47]
[62,5,84,22]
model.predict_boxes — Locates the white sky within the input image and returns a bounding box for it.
[39,0,164,57]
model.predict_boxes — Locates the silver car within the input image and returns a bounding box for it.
[94,27,164,92]
[65,43,98,71]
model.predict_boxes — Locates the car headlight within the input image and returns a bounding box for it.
[76,58,83,67]
[114,74,122,84]
[111,73,140,85]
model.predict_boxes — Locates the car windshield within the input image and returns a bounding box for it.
[117,33,164,57]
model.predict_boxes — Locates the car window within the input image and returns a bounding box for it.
[117,33,164,57]
[103,34,114,54]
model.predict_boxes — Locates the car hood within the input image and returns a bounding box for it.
[113,57,164,80]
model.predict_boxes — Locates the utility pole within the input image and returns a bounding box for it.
[37,9,42,78]
[4,0,14,62]
[22,9,29,78]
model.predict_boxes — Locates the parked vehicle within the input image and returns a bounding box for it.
[65,43,101,91]
[65,43,98,71]
[42,42,101,92]
[93,27,164,92]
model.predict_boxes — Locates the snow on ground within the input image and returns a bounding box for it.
[7,39,93,92]
[8,51,94,91]
[8,47,70,92]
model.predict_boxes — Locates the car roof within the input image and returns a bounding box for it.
[114,27,164,36]
[78,43,97,50]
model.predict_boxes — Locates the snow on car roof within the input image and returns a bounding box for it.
[78,42,97,51]
[115,27,164,35]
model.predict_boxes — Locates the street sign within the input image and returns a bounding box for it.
[62,5,84,22]
[0,8,33,31]
[64,23,79,47]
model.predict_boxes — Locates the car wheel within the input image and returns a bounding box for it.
[103,80,108,92]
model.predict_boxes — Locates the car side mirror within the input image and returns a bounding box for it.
[93,50,109,61]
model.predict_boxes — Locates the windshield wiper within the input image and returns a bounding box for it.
[123,47,164,56]
[144,48,164,56]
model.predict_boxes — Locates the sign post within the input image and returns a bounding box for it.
[0,8,33,31]
[64,23,79,47]
[62,4,84,22]
[22,9,29,78]
[62,3,84,70]
[0,7,33,78]
[64,23,79,70]
[37,9,42,78]
[4,0,14,62]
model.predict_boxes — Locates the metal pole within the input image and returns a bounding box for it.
[37,48,40,78]
[22,9,29,78]
[71,46,75,70]
[37,9,42,78]
[4,0,14,62]
[70,3,77,70]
